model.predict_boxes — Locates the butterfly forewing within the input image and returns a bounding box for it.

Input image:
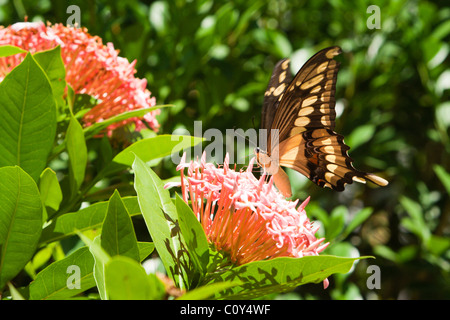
[270,46,341,146]
[261,58,293,132]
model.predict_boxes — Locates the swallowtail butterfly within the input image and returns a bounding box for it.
[256,46,388,197]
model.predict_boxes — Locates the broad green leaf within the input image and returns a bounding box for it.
[175,193,209,280]
[39,196,140,245]
[29,246,95,300]
[33,46,66,110]
[0,166,43,290]
[133,155,191,290]
[65,114,88,196]
[105,256,165,300]
[113,134,204,166]
[178,281,242,300]
[101,190,140,261]
[39,168,63,216]
[28,242,154,300]
[0,53,56,181]
[0,45,26,57]
[206,255,370,299]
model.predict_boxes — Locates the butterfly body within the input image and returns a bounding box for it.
[257,46,388,197]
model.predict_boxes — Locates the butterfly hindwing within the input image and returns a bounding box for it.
[301,129,376,191]
[277,128,388,191]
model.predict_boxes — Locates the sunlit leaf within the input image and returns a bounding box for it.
[175,193,210,280]
[0,45,26,57]
[206,255,371,299]
[101,190,140,261]
[39,196,140,245]
[65,114,87,197]
[0,166,43,290]
[133,155,194,290]
[0,53,56,181]
[105,256,165,300]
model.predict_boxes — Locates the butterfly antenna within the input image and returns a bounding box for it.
[251,116,257,130]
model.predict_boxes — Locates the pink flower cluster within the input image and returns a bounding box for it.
[0,21,159,134]
[167,153,329,271]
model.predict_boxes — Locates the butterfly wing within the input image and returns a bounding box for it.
[264,46,388,191]
[270,47,341,143]
[261,58,293,132]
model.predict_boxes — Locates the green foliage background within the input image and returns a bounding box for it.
[1,0,449,299]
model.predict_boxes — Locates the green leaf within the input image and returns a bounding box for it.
[77,233,110,300]
[113,134,204,166]
[7,281,25,300]
[0,53,56,181]
[427,235,450,256]
[28,242,154,300]
[346,124,376,150]
[133,155,191,290]
[65,114,88,196]
[178,281,242,300]
[342,207,373,239]
[39,196,140,245]
[433,164,450,195]
[373,245,399,263]
[399,196,430,243]
[33,46,66,110]
[101,190,140,261]
[29,246,95,300]
[206,255,370,299]
[0,166,43,290]
[39,168,63,216]
[0,45,26,57]
[176,193,210,280]
[326,206,347,241]
[25,243,55,279]
[105,255,165,300]
[137,242,155,261]
[83,105,172,139]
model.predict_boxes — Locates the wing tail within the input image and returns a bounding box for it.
[278,129,388,191]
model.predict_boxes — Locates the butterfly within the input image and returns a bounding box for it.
[255,46,388,197]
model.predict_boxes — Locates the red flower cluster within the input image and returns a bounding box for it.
[0,21,158,134]
[166,153,329,267]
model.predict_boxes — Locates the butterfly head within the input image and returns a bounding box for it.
[254,147,277,174]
